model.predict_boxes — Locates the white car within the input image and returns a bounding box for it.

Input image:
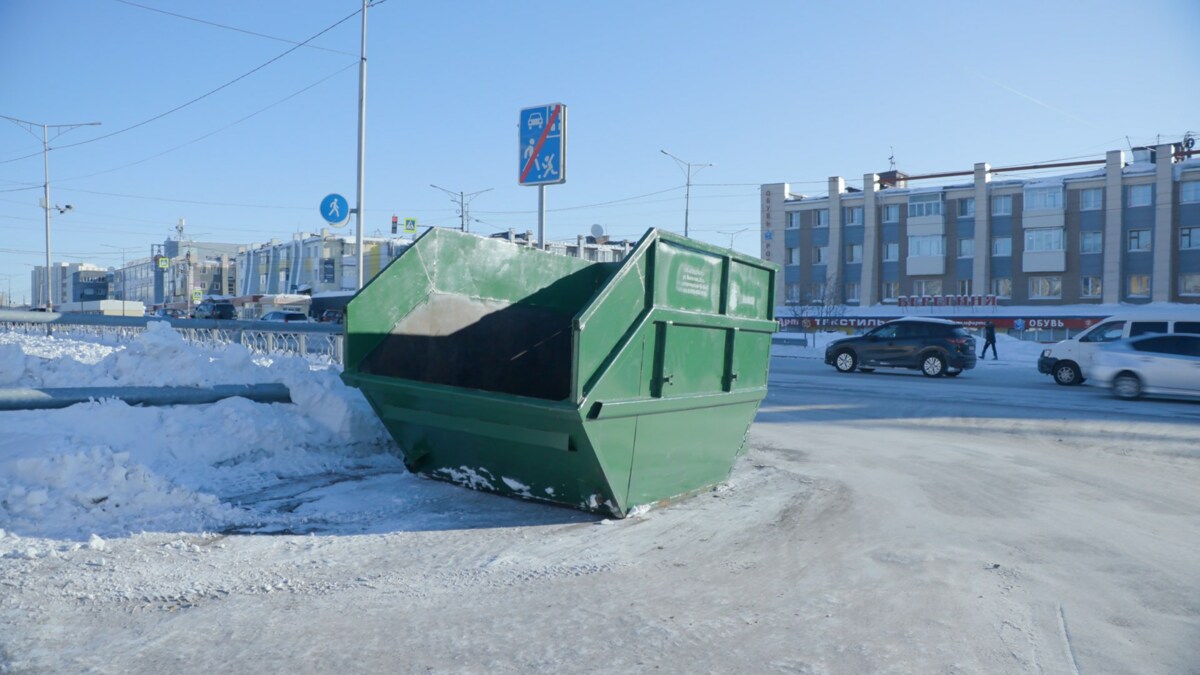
[1091,334,1200,400]
[1038,313,1200,386]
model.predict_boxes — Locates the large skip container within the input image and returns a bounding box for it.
[341,227,778,517]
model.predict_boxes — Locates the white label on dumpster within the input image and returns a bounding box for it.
[676,264,712,298]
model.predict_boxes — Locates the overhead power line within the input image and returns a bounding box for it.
[39,8,364,155]
[60,61,358,182]
[113,0,358,56]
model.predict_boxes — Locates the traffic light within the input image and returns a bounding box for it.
[391,215,398,234]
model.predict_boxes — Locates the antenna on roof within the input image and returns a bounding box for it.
[888,146,896,171]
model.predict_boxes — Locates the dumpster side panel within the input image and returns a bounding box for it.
[344,373,616,510]
[625,402,760,507]
[574,253,651,402]
[424,231,611,312]
[653,242,724,314]
[344,244,434,370]
[727,259,774,320]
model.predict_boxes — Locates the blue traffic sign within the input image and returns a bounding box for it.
[519,103,567,186]
[320,193,350,225]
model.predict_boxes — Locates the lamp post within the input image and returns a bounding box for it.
[660,149,713,239]
[718,227,750,250]
[0,273,13,309]
[430,185,493,233]
[1,116,101,311]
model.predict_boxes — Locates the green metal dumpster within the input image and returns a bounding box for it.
[341,227,778,517]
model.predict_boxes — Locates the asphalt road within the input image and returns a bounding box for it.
[768,352,1200,424]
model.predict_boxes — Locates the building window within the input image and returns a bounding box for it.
[1024,186,1063,210]
[992,195,1013,216]
[958,238,974,258]
[814,209,829,227]
[1024,228,1064,252]
[813,246,828,264]
[882,281,899,302]
[845,206,863,225]
[913,279,942,296]
[992,277,1012,298]
[957,198,975,218]
[883,242,899,261]
[1081,231,1102,254]
[991,236,1012,257]
[1128,275,1150,297]
[1029,276,1062,299]
[1128,229,1151,252]
[1081,276,1102,298]
[786,283,801,304]
[908,235,945,257]
[1080,188,1103,211]
[883,204,900,223]
[810,283,825,304]
[1182,181,1200,204]
[1181,274,1200,296]
[957,279,972,295]
[907,193,943,218]
[1127,184,1152,207]
[1181,227,1198,250]
[845,243,863,263]
[845,282,860,302]
[786,247,799,265]
[786,212,800,229]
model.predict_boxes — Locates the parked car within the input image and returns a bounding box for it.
[193,301,236,320]
[1090,333,1200,400]
[824,318,976,378]
[150,308,186,319]
[317,309,344,324]
[260,310,310,323]
[1038,313,1200,386]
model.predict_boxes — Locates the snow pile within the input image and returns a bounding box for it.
[0,325,398,543]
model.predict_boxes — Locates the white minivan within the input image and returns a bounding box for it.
[1037,313,1200,385]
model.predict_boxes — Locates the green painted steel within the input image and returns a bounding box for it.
[341,227,777,517]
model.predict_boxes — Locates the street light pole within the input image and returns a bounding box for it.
[430,185,493,233]
[2,116,101,311]
[354,0,368,290]
[660,150,713,239]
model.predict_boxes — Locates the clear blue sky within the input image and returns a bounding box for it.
[2,0,1197,303]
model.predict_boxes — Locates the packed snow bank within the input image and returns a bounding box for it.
[0,325,397,542]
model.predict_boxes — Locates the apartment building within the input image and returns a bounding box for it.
[762,142,1200,308]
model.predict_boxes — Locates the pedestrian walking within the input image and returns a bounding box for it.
[980,321,997,360]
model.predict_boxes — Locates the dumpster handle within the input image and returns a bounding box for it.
[589,388,766,420]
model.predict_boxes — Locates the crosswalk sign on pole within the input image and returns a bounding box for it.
[404,218,417,233]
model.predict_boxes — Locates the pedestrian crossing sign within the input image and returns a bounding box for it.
[404,218,417,233]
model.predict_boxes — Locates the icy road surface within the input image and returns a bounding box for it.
[1,329,1198,673]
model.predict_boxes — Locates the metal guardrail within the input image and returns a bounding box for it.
[0,310,344,365]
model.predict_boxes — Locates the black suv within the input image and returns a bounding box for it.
[194,301,236,320]
[824,318,977,377]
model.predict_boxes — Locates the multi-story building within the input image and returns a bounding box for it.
[30,262,106,308]
[762,142,1200,308]
[235,230,411,296]
[489,229,634,262]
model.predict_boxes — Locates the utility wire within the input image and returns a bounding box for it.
[60,61,358,182]
[40,7,364,155]
[113,0,358,56]
[474,186,685,215]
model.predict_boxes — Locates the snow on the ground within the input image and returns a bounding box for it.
[1,324,1197,673]
[0,322,398,543]
[0,324,1048,546]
